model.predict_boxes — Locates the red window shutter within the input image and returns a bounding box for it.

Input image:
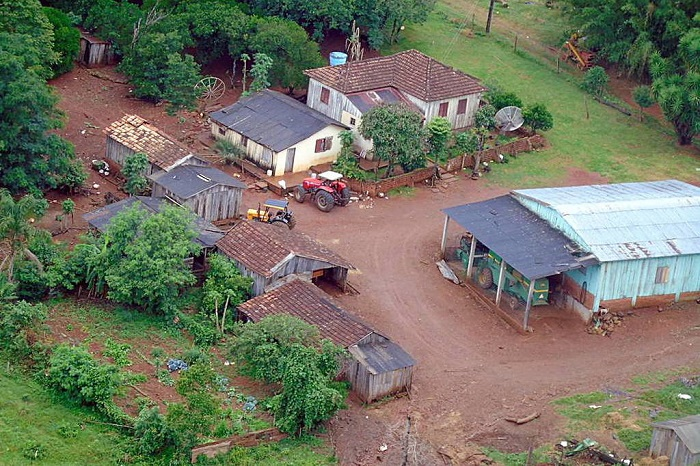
[457,99,467,115]
[439,102,449,117]
[321,87,330,104]
[315,138,324,153]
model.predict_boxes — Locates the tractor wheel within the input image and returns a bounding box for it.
[315,190,335,212]
[270,220,288,228]
[286,216,297,230]
[294,185,306,203]
[477,267,494,289]
[339,187,351,206]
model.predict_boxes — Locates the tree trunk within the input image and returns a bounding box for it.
[675,120,693,145]
[221,295,230,335]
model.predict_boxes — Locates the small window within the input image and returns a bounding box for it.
[218,126,226,136]
[349,117,356,126]
[457,99,468,115]
[241,136,248,148]
[314,136,333,153]
[654,266,670,284]
[320,87,330,104]
[438,102,449,117]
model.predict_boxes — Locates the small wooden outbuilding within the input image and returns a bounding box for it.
[237,279,415,402]
[78,30,115,67]
[104,115,207,176]
[149,164,246,222]
[215,221,354,296]
[650,415,700,466]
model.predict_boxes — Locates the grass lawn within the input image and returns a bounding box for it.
[387,1,700,188]
[0,366,132,465]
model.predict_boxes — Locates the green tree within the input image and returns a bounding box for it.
[134,406,173,455]
[650,28,700,145]
[248,52,273,94]
[484,88,523,111]
[426,117,452,160]
[97,204,201,314]
[0,190,48,282]
[454,130,478,155]
[43,7,80,78]
[201,253,252,335]
[359,103,426,178]
[249,17,325,93]
[356,0,436,48]
[474,104,497,131]
[0,300,47,359]
[246,0,354,41]
[61,199,75,229]
[523,103,554,133]
[84,0,142,56]
[122,152,150,196]
[632,85,655,122]
[581,66,609,97]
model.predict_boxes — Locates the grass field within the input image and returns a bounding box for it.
[388,1,700,188]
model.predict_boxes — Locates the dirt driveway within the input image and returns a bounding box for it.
[50,66,700,465]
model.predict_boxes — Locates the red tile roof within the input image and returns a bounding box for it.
[305,49,487,101]
[215,221,354,278]
[237,279,374,347]
[104,114,194,171]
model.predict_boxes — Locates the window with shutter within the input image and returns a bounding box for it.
[315,138,324,153]
[241,136,248,147]
[654,266,670,284]
[457,99,468,115]
[438,102,449,117]
[320,87,330,104]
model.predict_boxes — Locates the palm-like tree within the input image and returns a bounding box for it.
[0,189,48,281]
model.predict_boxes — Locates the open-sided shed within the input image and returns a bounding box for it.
[216,221,354,296]
[237,279,415,402]
[650,415,700,466]
[149,164,246,222]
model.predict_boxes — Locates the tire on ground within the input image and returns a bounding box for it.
[315,190,335,212]
[339,187,351,206]
[294,185,306,203]
[477,267,494,289]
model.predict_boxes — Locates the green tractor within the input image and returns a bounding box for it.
[457,234,549,306]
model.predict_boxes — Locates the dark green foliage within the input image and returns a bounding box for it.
[632,85,655,121]
[84,0,141,55]
[44,0,94,20]
[581,66,609,96]
[247,52,273,94]
[356,0,436,49]
[122,152,149,196]
[134,406,174,455]
[46,240,101,292]
[180,313,222,347]
[474,105,497,131]
[202,253,252,335]
[43,7,80,77]
[103,338,132,367]
[249,17,325,92]
[0,300,47,359]
[454,130,479,155]
[0,190,48,282]
[46,344,123,406]
[426,117,452,160]
[523,103,554,132]
[359,104,427,177]
[13,261,48,301]
[484,89,523,111]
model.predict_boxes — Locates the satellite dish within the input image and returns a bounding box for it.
[495,106,524,132]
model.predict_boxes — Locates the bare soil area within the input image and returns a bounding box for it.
[48,64,700,466]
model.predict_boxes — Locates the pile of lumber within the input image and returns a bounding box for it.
[586,311,625,336]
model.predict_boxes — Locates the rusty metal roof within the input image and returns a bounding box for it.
[104,114,195,171]
[237,279,374,348]
[305,49,487,101]
[216,221,354,278]
[513,180,700,262]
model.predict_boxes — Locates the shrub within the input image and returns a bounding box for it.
[43,7,80,78]
[0,301,47,359]
[215,139,246,166]
[581,66,609,96]
[134,406,174,455]
[484,89,523,111]
[523,103,554,132]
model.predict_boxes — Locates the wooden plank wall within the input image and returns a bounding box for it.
[190,428,286,463]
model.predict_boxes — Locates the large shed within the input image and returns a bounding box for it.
[149,164,246,222]
[237,279,415,402]
[442,180,700,324]
[216,221,354,296]
[104,115,207,176]
[210,90,348,176]
[650,415,700,466]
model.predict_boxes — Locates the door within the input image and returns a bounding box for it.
[284,148,296,173]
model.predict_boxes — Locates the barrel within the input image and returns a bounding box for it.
[329,52,348,66]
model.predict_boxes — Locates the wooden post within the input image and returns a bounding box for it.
[466,235,477,279]
[523,279,535,331]
[440,215,450,258]
[495,259,507,305]
[584,96,590,120]
[513,34,518,53]
[556,57,560,73]
[486,0,495,33]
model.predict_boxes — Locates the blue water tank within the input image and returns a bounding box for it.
[329,52,348,66]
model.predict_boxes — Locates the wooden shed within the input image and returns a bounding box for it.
[79,30,116,67]
[237,279,415,402]
[149,164,246,222]
[216,221,354,296]
[104,115,207,176]
[650,415,700,466]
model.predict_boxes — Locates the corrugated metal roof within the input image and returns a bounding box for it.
[209,90,347,152]
[305,49,487,101]
[348,340,415,375]
[216,221,354,278]
[237,279,374,348]
[346,87,421,114]
[82,196,224,248]
[653,414,700,454]
[513,180,700,262]
[442,196,597,280]
[149,164,246,199]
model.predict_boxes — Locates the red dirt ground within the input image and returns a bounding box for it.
[47,63,700,466]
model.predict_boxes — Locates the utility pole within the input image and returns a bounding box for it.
[486,0,495,33]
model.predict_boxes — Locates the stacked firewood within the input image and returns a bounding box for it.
[586,311,625,336]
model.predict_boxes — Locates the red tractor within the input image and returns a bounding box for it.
[294,171,351,212]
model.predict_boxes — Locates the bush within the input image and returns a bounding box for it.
[215,139,246,166]
[523,103,554,132]
[14,261,48,301]
[134,406,174,455]
[484,89,523,111]
[0,300,47,359]
[581,66,609,96]
[43,7,80,78]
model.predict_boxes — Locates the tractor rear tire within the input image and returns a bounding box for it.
[315,190,335,212]
[339,187,351,206]
[294,186,306,203]
[477,267,494,289]
[286,216,297,230]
